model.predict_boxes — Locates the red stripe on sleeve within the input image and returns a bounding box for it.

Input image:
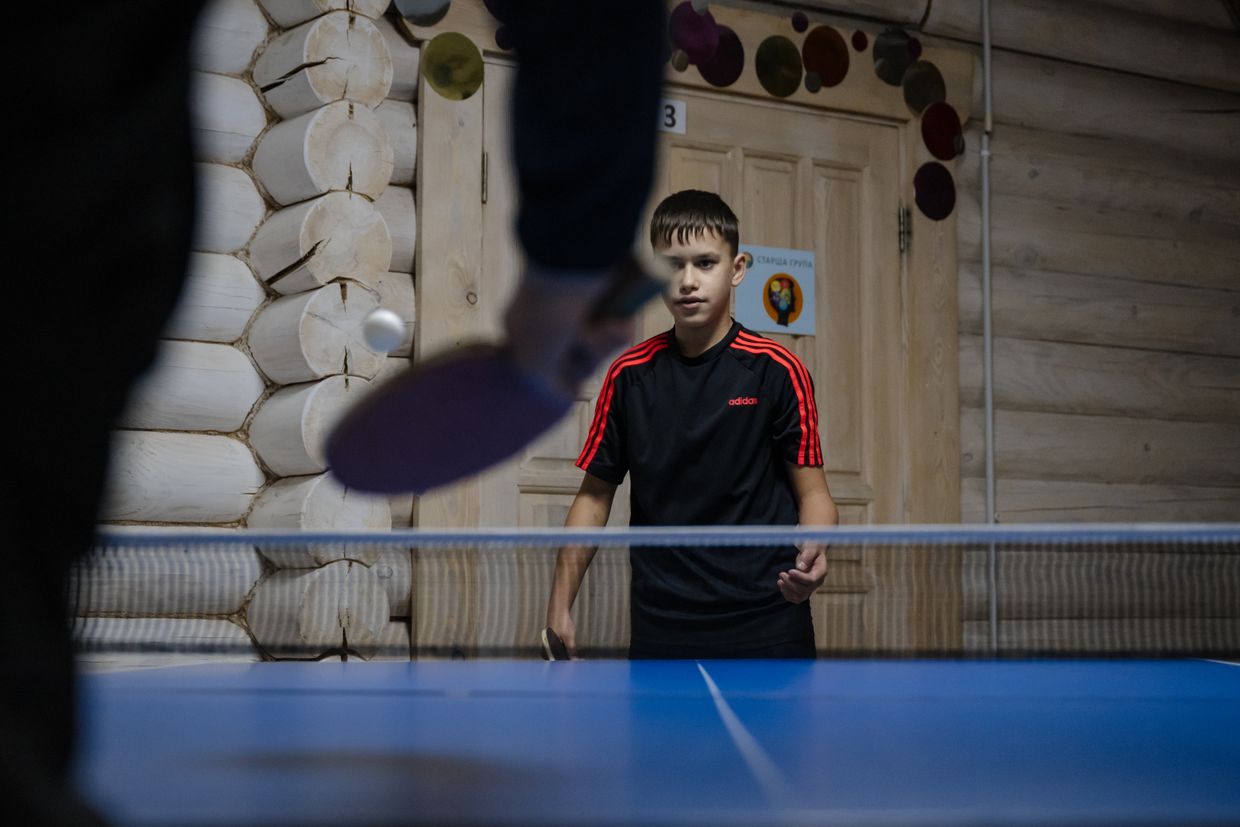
[576,334,668,470]
[732,333,821,466]
[730,341,811,464]
[737,333,820,448]
[737,332,822,465]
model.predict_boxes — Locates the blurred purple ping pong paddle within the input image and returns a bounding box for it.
[327,261,664,494]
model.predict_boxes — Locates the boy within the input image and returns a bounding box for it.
[546,190,838,659]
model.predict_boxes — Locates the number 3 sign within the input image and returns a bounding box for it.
[659,99,686,134]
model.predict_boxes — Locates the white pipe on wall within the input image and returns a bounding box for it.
[980,0,999,653]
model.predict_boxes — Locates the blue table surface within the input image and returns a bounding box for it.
[79,659,1240,826]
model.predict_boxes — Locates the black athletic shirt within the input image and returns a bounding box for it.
[576,321,823,653]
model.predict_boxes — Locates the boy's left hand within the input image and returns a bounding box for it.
[778,545,828,604]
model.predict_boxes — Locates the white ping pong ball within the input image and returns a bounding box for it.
[362,308,404,353]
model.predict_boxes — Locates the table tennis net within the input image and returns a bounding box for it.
[71,525,1240,665]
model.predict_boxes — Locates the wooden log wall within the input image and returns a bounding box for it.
[81,0,421,666]
[71,527,262,670]
[901,0,1240,527]
[914,0,1239,653]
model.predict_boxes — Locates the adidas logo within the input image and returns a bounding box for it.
[728,396,759,407]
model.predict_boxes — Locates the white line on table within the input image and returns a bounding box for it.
[696,663,793,804]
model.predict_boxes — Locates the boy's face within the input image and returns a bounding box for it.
[656,230,746,333]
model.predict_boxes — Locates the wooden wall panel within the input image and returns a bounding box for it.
[957,125,1240,229]
[71,547,262,617]
[163,253,264,344]
[102,432,265,523]
[960,408,1240,487]
[902,122,962,523]
[812,592,867,652]
[813,169,864,477]
[1090,0,1237,30]
[795,0,927,25]
[958,263,1240,358]
[925,0,1240,92]
[74,618,258,670]
[664,144,730,201]
[977,49,1240,166]
[959,336,1240,424]
[410,548,475,657]
[963,618,1240,654]
[962,548,1240,620]
[119,342,265,432]
[193,0,269,76]
[413,65,485,530]
[960,478,1240,524]
[869,546,963,652]
[957,188,1240,292]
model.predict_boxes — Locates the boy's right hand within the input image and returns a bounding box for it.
[546,610,578,658]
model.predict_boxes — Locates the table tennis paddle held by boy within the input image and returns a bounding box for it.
[546,190,838,660]
[541,626,571,661]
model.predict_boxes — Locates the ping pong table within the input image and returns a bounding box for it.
[79,658,1239,826]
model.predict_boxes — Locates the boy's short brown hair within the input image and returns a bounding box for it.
[649,190,739,257]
